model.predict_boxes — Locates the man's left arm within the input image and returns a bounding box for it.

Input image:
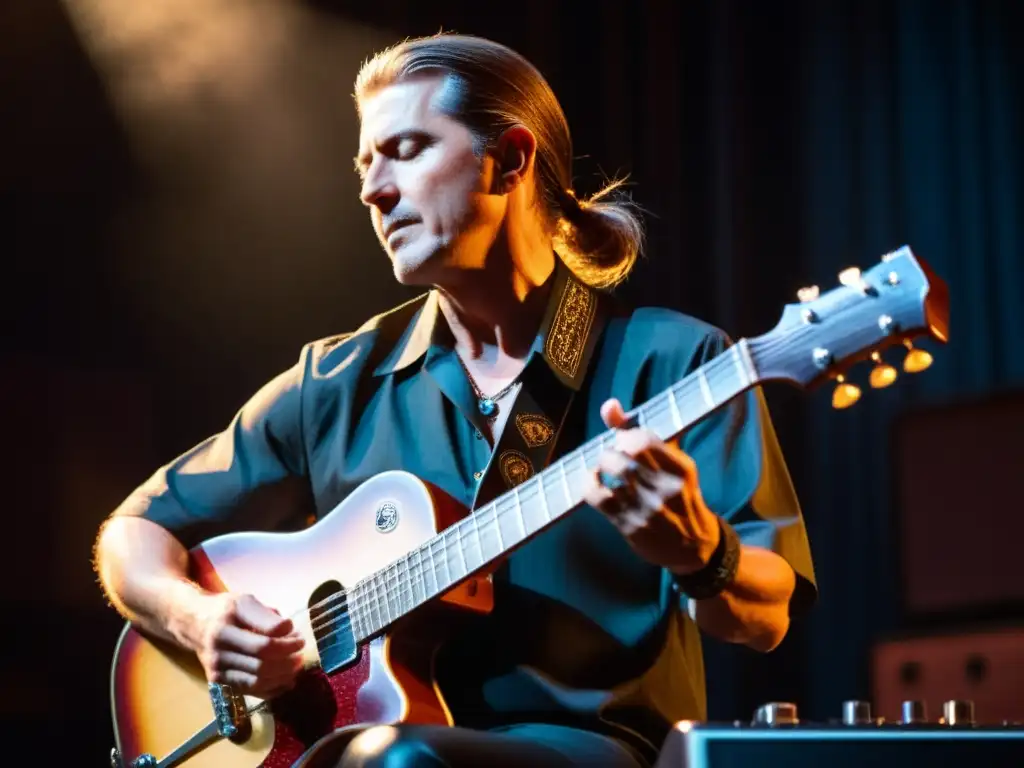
[586,343,816,653]
[680,379,817,651]
[679,539,797,652]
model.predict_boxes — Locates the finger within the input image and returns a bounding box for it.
[209,649,304,679]
[600,398,633,429]
[235,595,296,638]
[216,624,305,658]
[614,429,694,478]
[596,448,640,483]
[212,668,259,693]
[582,470,617,510]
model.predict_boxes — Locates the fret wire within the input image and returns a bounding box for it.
[469,508,482,570]
[539,473,552,521]
[388,562,398,617]
[513,485,526,539]
[371,575,382,632]
[668,388,683,429]
[424,539,437,596]
[406,549,418,607]
[450,527,465,580]
[382,569,393,622]
[731,344,749,386]
[558,460,572,507]
[403,553,414,613]
[382,570,393,626]
[697,368,714,407]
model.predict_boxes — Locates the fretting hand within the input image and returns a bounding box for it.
[582,398,722,574]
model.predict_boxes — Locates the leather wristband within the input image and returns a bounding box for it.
[671,516,740,600]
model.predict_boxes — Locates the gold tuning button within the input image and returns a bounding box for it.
[902,339,933,373]
[869,352,898,388]
[832,375,861,409]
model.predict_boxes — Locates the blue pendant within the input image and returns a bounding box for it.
[478,398,497,417]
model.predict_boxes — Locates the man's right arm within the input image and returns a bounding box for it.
[94,353,317,696]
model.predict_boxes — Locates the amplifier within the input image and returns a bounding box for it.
[654,701,1024,767]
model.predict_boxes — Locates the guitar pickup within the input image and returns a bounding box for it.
[208,682,252,743]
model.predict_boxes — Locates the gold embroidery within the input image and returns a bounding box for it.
[516,413,555,448]
[499,450,534,488]
[544,277,597,380]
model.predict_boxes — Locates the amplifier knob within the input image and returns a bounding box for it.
[901,700,927,724]
[842,700,872,725]
[942,700,975,726]
[753,702,799,726]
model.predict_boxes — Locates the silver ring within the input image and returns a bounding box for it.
[599,470,626,491]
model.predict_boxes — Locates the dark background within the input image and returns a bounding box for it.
[3,0,1022,762]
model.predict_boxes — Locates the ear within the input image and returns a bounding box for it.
[493,124,536,194]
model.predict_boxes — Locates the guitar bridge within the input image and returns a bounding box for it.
[208,682,252,743]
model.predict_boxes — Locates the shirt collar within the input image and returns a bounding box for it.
[372,258,604,391]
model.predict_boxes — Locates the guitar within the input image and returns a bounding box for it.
[109,246,949,768]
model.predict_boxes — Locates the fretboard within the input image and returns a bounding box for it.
[346,340,760,642]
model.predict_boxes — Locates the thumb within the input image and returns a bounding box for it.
[600,398,630,429]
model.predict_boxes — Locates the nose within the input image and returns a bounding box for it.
[360,163,399,214]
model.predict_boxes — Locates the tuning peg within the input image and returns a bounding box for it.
[838,267,862,287]
[869,351,898,389]
[839,266,876,295]
[902,340,933,373]
[832,375,861,409]
[797,285,820,303]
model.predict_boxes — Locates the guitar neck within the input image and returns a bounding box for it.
[346,340,761,642]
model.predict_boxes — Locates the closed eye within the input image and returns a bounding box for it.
[354,131,434,179]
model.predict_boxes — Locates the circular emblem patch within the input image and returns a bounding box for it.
[499,449,534,488]
[375,501,399,533]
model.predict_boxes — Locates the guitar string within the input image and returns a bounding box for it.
[306,338,792,640]
[316,351,741,634]
[309,336,803,641]
[293,362,719,645]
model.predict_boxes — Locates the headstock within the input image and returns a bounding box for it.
[749,245,949,408]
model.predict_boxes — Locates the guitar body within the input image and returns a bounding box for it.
[110,471,492,768]
[107,246,951,767]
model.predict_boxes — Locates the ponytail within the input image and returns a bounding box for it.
[553,180,645,290]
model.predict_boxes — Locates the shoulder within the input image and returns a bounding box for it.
[611,304,732,367]
[299,292,432,380]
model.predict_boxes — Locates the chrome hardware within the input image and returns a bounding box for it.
[902,700,927,724]
[943,700,975,726]
[110,749,123,768]
[812,347,832,369]
[878,314,895,334]
[886,271,900,286]
[842,700,872,725]
[753,702,799,726]
[209,682,252,743]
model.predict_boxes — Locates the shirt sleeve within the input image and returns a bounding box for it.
[678,331,818,617]
[109,347,317,550]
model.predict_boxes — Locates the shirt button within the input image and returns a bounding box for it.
[473,471,483,480]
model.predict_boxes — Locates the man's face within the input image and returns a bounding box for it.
[356,75,502,286]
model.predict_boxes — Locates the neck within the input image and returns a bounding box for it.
[437,230,557,363]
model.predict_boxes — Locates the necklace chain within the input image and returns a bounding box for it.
[455,353,522,419]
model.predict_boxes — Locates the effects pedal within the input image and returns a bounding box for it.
[655,699,1024,767]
